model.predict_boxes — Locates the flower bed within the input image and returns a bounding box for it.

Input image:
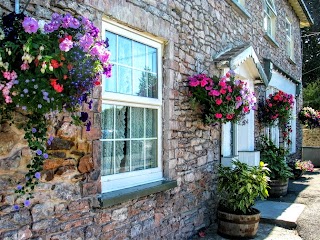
[188,71,256,124]
[0,12,111,208]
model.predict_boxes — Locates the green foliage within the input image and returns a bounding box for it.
[303,79,320,110]
[257,137,293,180]
[218,160,270,214]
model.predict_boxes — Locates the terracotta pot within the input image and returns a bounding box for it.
[269,179,289,197]
[217,208,260,238]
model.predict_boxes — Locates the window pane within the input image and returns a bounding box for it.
[101,105,114,139]
[115,106,130,139]
[131,140,144,171]
[133,41,146,70]
[146,140,157,169]
[147,46,157,73]
[118,36,132,66]
[146,108,157,138]
[133,69,146,97]
[131,107,144,138]
[118,66,132,94]
[106,31,117,62]
[115,140,130,173]
[147,73,158,98]
[105,65,117,92]
[102,141,114,175]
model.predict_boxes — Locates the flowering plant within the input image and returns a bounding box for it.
[295,160,314,172]
[188,71,256,124]
[258,91,295,127]
[298,107,320,128]
[0,12,111,208]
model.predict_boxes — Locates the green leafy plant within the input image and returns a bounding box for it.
[257,136,293,180]
[218,160,270,214]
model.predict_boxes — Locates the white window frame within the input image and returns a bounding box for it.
[286,18,294,61]
[101,21,163,192]
[264,0,277,39]
[234,0,245,6]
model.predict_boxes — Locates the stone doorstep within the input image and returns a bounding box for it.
[254,200,306,229]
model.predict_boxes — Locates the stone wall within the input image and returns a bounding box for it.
[303,128,320,147]
[0,0,304,239]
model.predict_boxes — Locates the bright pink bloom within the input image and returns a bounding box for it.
[236,96,242,101]
[243,106,250,113]
[216,98,223,105]
[215,113,223,119]
[200,79,208,87]
[226,95,232,101]
[219,81,227,88]
[209,89,220,96]
[220,89,227,94]
[21,62,30,70]
[3,71,11,80]
[22,17,39,33]
[189,80,199,87]
[59,38,73,52]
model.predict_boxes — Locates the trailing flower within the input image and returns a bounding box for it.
[188,71,256,124]
[0,12,111,208]
[258,91,295,127]
[298,107,320,129]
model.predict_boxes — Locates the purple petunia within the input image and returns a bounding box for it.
[22,17,39,33]
[13,205,20,211]
[17,185,22,190]
[31,128,37,133]
[80,112,89,122]
[43,153,48,159]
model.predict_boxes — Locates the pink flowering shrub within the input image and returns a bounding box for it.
[188,71,256,124]
[0,12,111,208]
[295,160,314,172]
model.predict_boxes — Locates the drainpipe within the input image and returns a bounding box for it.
[15,0,20,14]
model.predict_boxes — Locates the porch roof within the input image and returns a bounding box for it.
[213,44,269,85]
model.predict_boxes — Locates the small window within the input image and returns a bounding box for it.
[264,0,277,39]
[286,18,294,61]
[101,21,163,192]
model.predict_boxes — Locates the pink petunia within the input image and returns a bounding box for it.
[189,80,200,87]
[220,89,227,94]
[215,98,223,105]
[22,17,39,33]
[3,71,11,80]
[59,38,73,52]
[200,79,208,87]
[215,113,223,119]
[209,89,220,96]
[226,114,234,120]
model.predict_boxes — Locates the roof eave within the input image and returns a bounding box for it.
[288,0,314,28]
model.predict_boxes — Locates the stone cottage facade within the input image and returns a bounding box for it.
[0,0,312,239]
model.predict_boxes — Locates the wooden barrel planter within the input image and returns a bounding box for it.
[217,208,260,238]
[269,179,289,197]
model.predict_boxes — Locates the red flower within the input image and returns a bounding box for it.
[94,80,101,86]
[50,59,60,69]
[53,83,64,93]
[226,114,234,120]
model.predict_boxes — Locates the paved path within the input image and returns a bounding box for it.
[192,169,320,240]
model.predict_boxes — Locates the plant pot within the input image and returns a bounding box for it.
[217,208,260,238]
[269,179,289,197]
[292,169,305,179]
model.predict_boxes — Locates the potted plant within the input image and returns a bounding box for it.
[289,160,314,179]
[298,107,320,129]
[258,137,293,197]
[188,71,256,124]
[217,160,269,238]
